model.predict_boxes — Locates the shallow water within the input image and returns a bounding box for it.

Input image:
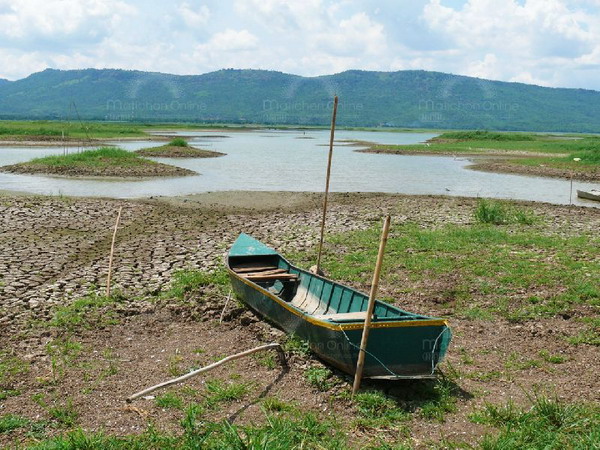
[0,129,598,207]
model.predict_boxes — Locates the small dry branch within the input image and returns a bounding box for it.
[126,343,287,403]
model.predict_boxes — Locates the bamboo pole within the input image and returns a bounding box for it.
[106,206,123,297]
[315,95,338,273]
[126,343,286,402]
[352,215,391,396]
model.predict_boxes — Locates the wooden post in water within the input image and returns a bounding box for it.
[106,206,123,297]
[315,96,338,273]
[352,215,391,396]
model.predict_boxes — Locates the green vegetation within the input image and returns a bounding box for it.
[0,414,30,433]
[49,293,123,332]
[440,130,536,141]
[361,131,600,178]
[27,147,151,168]
[300,215,599,325]
[24,410,346,449]
[2,68,600,131]
[0,120,146,138]
[470,393,599,449]
[0,352,28,401]
[163,268,229,299]
[2,147,195,177]
[204,379,249,406]
[282,334,311,357]
[46,338,83,381]
[169,137,189,147]
[304,367,334,391]
[353,390,409,430]
[155,392,185,410]
[475,199,537,225]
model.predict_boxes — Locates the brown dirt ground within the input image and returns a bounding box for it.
[468,159,600,182]
[0,160,196,178]
[0,192,598,448]
[135,146,226,158]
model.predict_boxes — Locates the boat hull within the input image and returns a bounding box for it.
[577,189,600,202]
[228,268,451,378]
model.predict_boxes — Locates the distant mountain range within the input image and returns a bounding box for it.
[0,68,599,132]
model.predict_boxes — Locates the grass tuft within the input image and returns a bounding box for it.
[304,367,334,391]
[472,393,599,449]
[168,137,189,147]
[164,268,229,299]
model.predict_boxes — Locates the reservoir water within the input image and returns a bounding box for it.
[0,129,598,207]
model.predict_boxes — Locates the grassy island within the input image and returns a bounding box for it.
[356,131,600,182]
[0,147,196,177]
[135,138,226,158]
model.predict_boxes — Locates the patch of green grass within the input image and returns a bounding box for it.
[46,338,83,381]
[0,414,30,433]
[415,379,459,422]
[253,351,277,369]
[168,137,189,147]
[539,350,567,364]
[25,406,346,449]
[204,379,249,406]
[316,221,599,322]
[439,130,537,141]
[353,391,409,430]
[475,199,536,225]
[27,147,152,168]
[49,293,123,332]
[164,268,229,299]
[0,120,146,138]
[0,352,28,400]
[282,334,311,357]
[471,393,599,449]
[155,392,184,410]
[567,317,600,346]
[262,396,294,413]
[304,367,334,391]
[48,399,79,428]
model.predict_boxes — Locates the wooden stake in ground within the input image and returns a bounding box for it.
[315,95,339,274]
[106,206,123,297]
[126,343,287,402]
[352,215,392,396]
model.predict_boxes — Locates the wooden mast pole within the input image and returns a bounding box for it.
[106,206,123,297]
[352,215,392,396]
[315,95,338,273]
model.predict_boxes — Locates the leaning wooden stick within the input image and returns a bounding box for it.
[315,95,339,273]
[127,343,286,402]
[106,206,123,297]
[352,215,392,396]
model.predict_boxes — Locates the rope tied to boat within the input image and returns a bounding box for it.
[430,325,451,375]
[337,325,399,378]
[339,323,451,378]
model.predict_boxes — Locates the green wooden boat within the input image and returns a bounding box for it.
[226,233,451,379]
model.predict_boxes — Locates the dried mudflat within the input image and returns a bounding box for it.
[0,160,195,178]
[0,191,598,448]
[135,145,226,158]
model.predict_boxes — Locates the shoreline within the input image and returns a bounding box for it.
[352,142,600,183]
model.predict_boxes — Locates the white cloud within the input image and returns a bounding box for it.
[0,0,135,45]
[422,0,600,87]
[178,2,210,28]
[199,29,259,52]
[0,0,599,90]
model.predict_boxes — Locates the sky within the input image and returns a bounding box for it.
[1,0,599,90]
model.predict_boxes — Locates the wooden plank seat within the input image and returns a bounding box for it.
[245,273,298,282]
[314,311,369,321]
[233,265,278,273]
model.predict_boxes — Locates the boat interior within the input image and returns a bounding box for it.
[229,254,429,323]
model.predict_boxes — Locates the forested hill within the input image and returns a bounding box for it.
[0,68,599,132]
